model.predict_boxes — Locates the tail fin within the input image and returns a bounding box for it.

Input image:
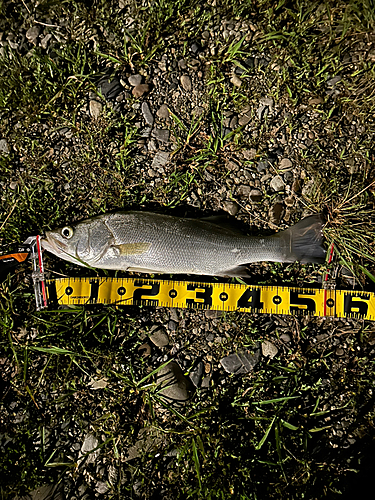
[277,214,326,263]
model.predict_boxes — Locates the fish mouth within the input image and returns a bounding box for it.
[41,233,69,255]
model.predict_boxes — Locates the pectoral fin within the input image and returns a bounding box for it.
[113,242,151,255]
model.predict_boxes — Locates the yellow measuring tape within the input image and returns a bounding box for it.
[45,277,375,321]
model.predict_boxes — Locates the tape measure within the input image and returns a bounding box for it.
[45,277,375,321]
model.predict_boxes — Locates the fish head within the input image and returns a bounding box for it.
[41,217,113,267]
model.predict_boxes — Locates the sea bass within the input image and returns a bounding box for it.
[41,211,325,277]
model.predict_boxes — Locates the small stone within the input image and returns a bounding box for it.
[88,378,108,390]
[284,196,294,207]
[279,158,292,170]
[269,202,284,224]
[222,200,239,216]
[96,482,109,495]
[151,151,170,170]
[149,329,169,347]
[308,97,323,105]
[99,77,122,101]
[190,41,200,54]
[250,189,262,202]
[291,178,301,193]
[125,427,164,461]
[256,161,268,172]
[0,139,9,154]
[138,343,152,357]
[132,83,151,98]
[205,309,223,319]
[230,75,242,87]
[192,106,204,117]
[280,333,291,343]
[180,75,192,91]
[168,320,178,331]
[152,129,170,143]
[227,160,240,171]
[178,59,187,69]
[220,348,260,374]
[9,181,18,190]
[80,434,99,464]
[327,75,341,86]
[261,340,278,359]
[243,149,256,160]
[40,33,52,49]
[189,361,204,387]
[156,361,194,403]
[89,99,102,120]
[128,74,142,86]
[26,26,40,44]
[156,104,170,119]
[236,185,251,198]
[270,175,285,192]
[140,127,152,138]
[141,102,154,126]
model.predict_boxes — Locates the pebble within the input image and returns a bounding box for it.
[26,26,40,44]
[156,361,194,403]
[128,74,142,86]
[99,77,122,101]
[149,328,169,347]
[270,175,285,192]
[141,102,154,126]
[327,75,341,86]
[205,309,223,319]
[236,185,251,198]
[0,139,9,154]
[96,482,109,495]
[151,151,170,171]
[256,161,268,172]
[40,33,52,49]
[178,59,187,69]
[189,361,204,387]
[79,434,99,464]
[89,99,102,120]
[132,83,151,98]
[308,97,324,105]
[261,340,278,359]
[152,129,170,143]
[222,200,239,216]
[220,348,260,374]
[250,189,262,202]
[138,343,152,357]
[270,202,284,223]
[190,41,200,54]
[229,115,238,129]
[125,427,164,461]
[280,333,291,343]
[279,158,292,170]
[180,75,192,91]
[230,75,242,87]
[88,377,108,390]
[156,104,170,119]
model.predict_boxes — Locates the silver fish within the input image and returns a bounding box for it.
[41,211,325,277]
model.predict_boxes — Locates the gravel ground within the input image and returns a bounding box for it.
[1,1,375,499]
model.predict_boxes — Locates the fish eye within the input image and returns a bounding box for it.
[61,226,74,239]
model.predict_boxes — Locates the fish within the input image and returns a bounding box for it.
[41,211,326,277]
